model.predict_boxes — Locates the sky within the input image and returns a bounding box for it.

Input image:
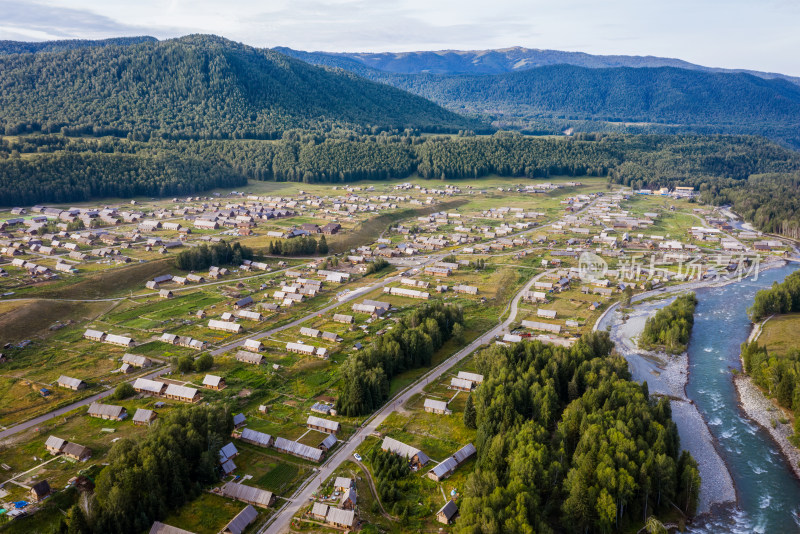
[1,0,798,76]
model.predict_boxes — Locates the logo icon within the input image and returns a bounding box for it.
[579,252,608,282]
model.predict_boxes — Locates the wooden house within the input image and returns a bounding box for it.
[45,435,66,455]
[62,442,92,461]
[340,487,357,510]
[87,402,127,421]
[203,375,226,390]
[381,436,430,467]
[424,398,451,415]
[220,482,275,508]
[235,351,263,365]
[30,480,51,502]
[311,502,329,521]
[164,384,199,403]
[222,505,258,534]
[133,408,158,426]
[57,375,87,391]
[240,428,273,448]
[437,500,458,524]
[306,415,340,435]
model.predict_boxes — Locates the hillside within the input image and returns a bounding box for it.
[0,35,478,139]
[278,50,800,146]
[0,36,158,55]
[276,45,800,84]
[385,65,800,126]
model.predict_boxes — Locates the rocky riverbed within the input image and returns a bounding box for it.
[601,294,736,515]
[734,374,800,481]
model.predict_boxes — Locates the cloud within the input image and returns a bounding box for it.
[237,0,537,52]
[0,0,797,76]
[0,0,179,40]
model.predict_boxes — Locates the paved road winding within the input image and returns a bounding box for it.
[261,270,543,533]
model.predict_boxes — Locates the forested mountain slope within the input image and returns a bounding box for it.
[0,35,478,139]
[280,49,800,147]
[276,45,800,84]
[0,36,157,55]
[385,66,800,126]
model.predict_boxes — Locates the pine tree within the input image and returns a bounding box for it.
[317,234,328,254]
[464,393,477,429]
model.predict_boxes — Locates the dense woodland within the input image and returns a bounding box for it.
[336,303,464,416]
[0,151,246,205]
[457,333,700,533]
[56,405,233,534]
[742,273,800,446]
[266,235,328,256]
[277,45,800,80]
[279,48,800,148]
[0,35,475,140]
[749,271,800,321]
[174,241,254,271]
[741,341,800,445]
[639,293,698,354]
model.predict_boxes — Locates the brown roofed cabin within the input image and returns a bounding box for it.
[63,442,92,461]
[30,480,51,502]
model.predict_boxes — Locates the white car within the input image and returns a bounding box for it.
[353,453,363,462]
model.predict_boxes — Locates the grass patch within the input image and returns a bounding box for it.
[759,313,800,358]
[158,492,245,534]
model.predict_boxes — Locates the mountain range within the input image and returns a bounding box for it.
[277,46,800,146]
[1,35,799,147]
[275,45,800,85]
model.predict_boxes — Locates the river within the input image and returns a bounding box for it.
[686,263,800,533]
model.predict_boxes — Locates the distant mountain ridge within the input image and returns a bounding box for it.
[278,48,800,148]
[0,35,478,138]
[274,45,800,85]
[0,36,158,55]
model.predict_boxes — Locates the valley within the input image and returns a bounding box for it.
[0,19,799,534]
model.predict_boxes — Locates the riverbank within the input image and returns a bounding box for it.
[733,314,800,481]
[601,294,736,515]
[733,375,800,481]
[595,258,796,517]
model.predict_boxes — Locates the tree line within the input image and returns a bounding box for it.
[639,293,698,354]
[0,151,246,206]
[174,241,253,271]
[456,332,700,533]
[741,341,800,442]
[3,132,800,238]
[749,271,800,321]
[336,302,464,416]
[266,235,327,256]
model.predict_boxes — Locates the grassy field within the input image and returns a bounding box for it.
[3,258,175,300]
[0,299,115,346]
[759,313,800,358]
[159,492,257,534]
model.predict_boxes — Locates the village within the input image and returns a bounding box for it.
[0,175,792,533]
